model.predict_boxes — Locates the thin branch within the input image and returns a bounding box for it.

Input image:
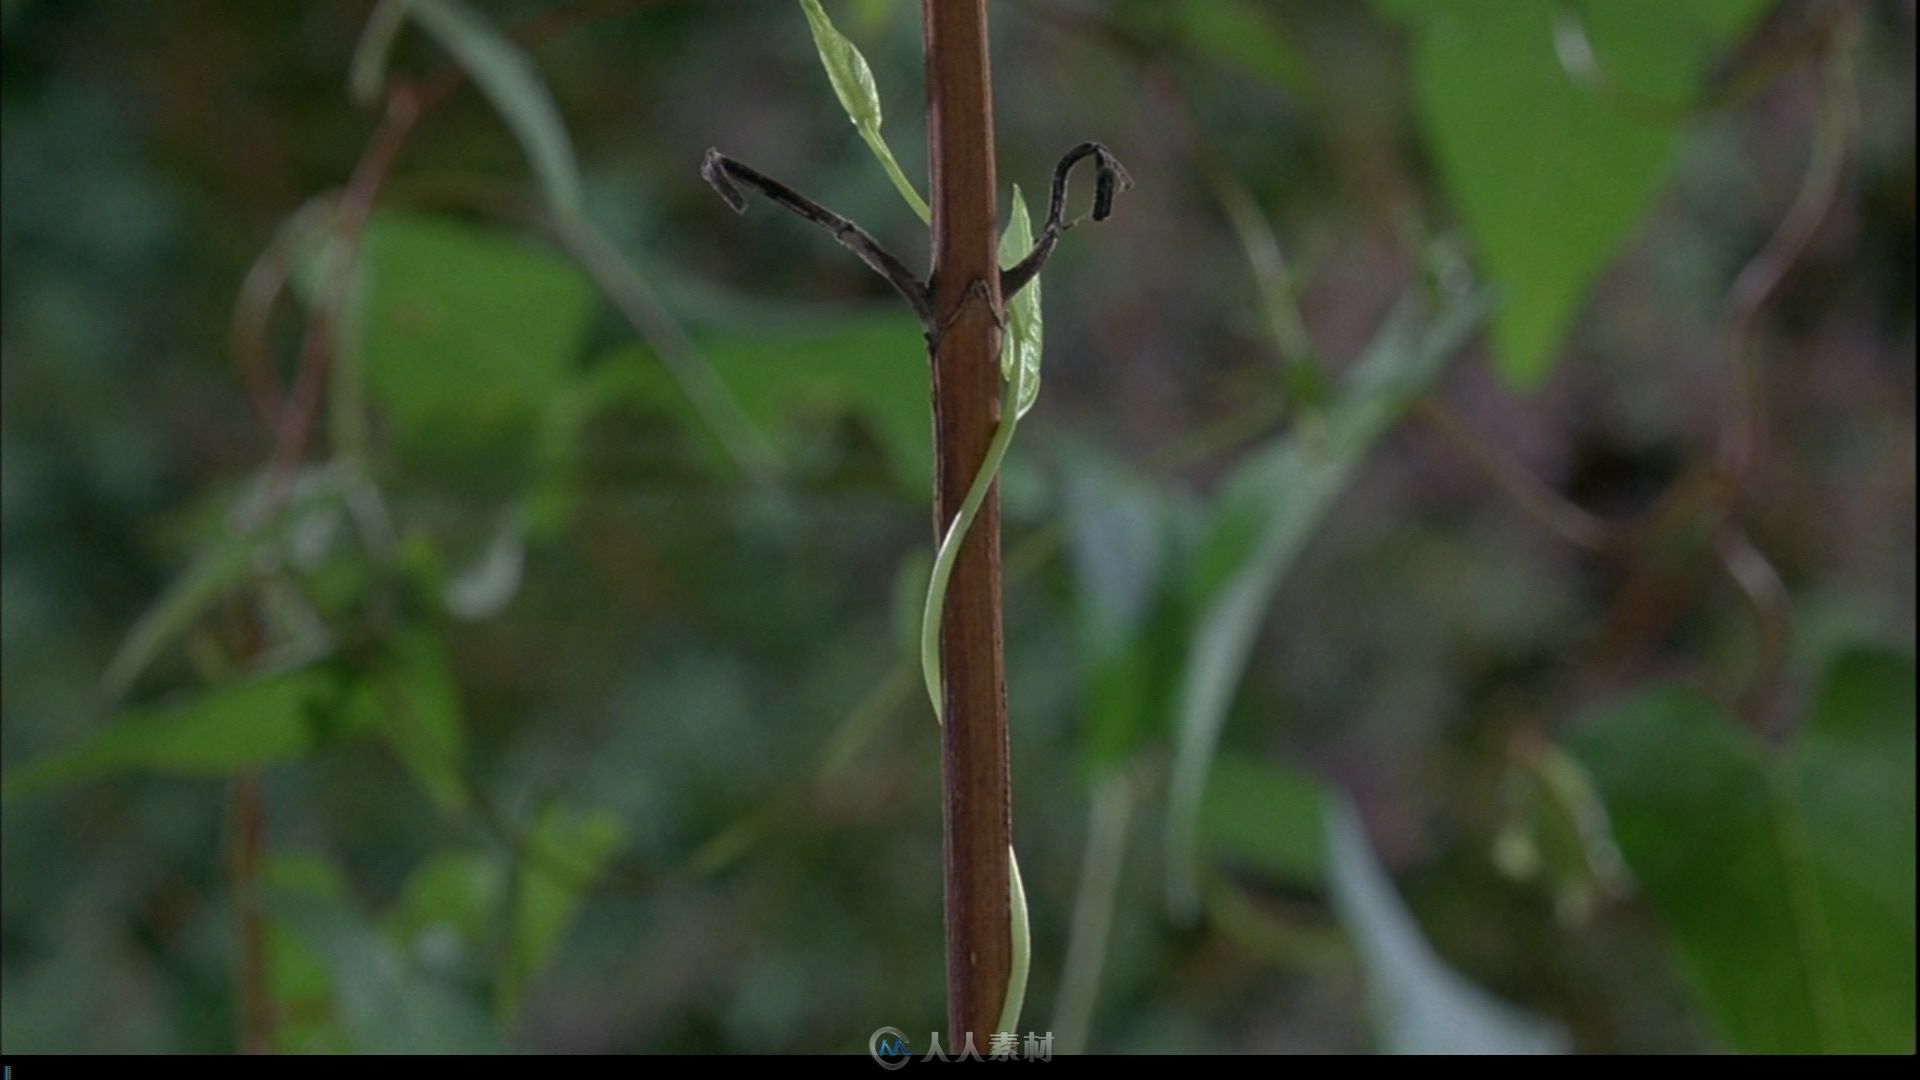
[1416,399,1627,553]
[1000,142,1132,298]
[700,149,934,328]
[250,86,420,522]
[229,774,272,1053]
[1718,15,1856,491]
[229,197,338,432]
[1714,525,1795,740]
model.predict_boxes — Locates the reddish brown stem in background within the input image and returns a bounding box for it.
[922,0,1011,1045]
[230,773,271,1053]
[254,85,419,516]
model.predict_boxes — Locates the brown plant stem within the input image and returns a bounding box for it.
[922,0,1012,1044]
[229,775,270,1052]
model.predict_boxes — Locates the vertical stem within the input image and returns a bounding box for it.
[922,0,1011,1044]
[230,773,272,1053]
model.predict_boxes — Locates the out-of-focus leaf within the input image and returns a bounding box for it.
[1061,444,1171,771]
[999,185,1042,419]
[3,668,378,797]
[1202,753,1327,888]
[1178,0,1310,93]
[597,310,929,490]
[358,211,595,450]
[1327,798,1569,1054]
[384,850,505,964]
[272,876,497,1053]
[402,0,582,217]
[1570,649,1917,1053]
[263,853,354,1053]
[1383,0,1768,383]
[1164,291,1490,921]
[104,531,259,697]
[499,803,624,1022]
[375,631,467,816]
[103,466,357,697]
[799,0,929,222]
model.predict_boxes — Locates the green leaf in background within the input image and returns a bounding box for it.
[1202,753,1328,888]
[102,465,359,697]
[272,869,498,1053]
[499,803,625,1023]
[1383,0,1768,384]
[799,0,930,223]
[1060,444,1173,771]
[398,0,583,218]
[375,631,468,816]
[1000,185,1042,419]
[1176,0,1311,94]
[1326,798,1570,1053]
[263,853,355,1053]
[1111,0,1308,94]
[384,850,506,961]
[1164,290,1490,921]
[1570,648,1917,1053]
[3,668,378,798]
[359,211,595,450]
[592,310,930,490]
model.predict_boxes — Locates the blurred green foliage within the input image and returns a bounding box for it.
[2,0,1913,1056]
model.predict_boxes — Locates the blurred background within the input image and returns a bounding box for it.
[1,0,1913,1055]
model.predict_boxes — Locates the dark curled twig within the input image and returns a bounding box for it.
[1001,141,1132,299]
[701,143,1130,333]
[702,148,934,327]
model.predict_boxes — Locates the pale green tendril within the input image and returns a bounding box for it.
[919,189,1040,1038]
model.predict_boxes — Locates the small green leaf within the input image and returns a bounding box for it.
[798,0,929,222]
[4,668,378,797]
[800,0,883,130]
[400,0,582,218]
[499,803,624,1022]
[999,186,1042,419]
